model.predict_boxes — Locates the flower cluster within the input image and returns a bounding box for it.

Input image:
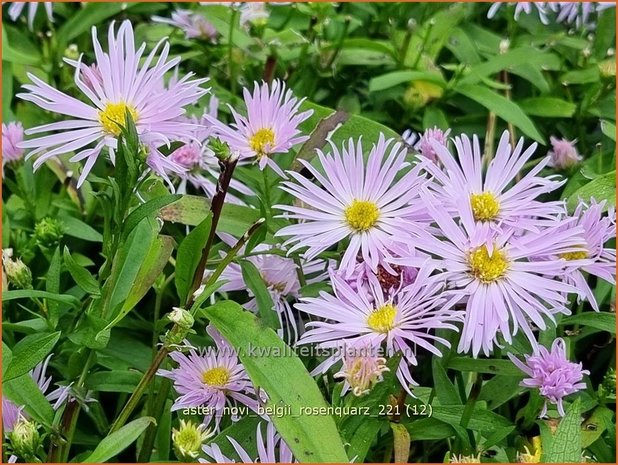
[487,2,616,29]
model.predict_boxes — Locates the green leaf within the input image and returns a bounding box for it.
[543,399,581,463]
[368,70,446,93]
[581,406,614,448]
[455,84,544,143]
[240,260,280,331]
[208,416,261,461]
[203,301,349,463]
[3,374,54,427]
[63,246,100,297]
[566,171,616,211]
[561,68,600,85]
[391,423,411,463]
[84,371,142,393]
[61,216,103,242]
[83,417,155,463]
[46,247,62,327]
[3,60,13,121]
[405,417,456,440]
[106,217,159,317]
[431,405,513,436]
[519,98,577,118]
[2,342,13,377]
[2,289,81,308]
[447,357,523,376]
[2,25,40,66]
[175,213,212,304]
[601,120,616,142]
[4,332,61,381]
[561,312,616,334]
[122,194,181,238]
[432,358,462,405]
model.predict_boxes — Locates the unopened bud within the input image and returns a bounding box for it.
[64,44,79,60]
[2,249,32,289]
[9,419,41,459]
[168,307,195,329]
[34,217,64,249]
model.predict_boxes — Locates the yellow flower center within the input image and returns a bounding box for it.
[345,200,380,232]
[559,249,588,261]
[249,128,276,158]
[367,303,397,333]
[468,245,509,283]
[99,102,138,136]
[470,192,500,221]
[201,367,230,386]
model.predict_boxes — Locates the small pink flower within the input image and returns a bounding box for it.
[2,122,25,167]
[509,338,589,417]
[547,136,582,169]
[415,126,451,162]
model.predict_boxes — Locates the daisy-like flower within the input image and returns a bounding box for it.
[201,422,296,463]
[547,136,582,169]
[2,354,70,436]
[206,80,313,177]
[2,122,25,170]
[153,9,218,41]
[4,2,53,29]
[415,126,451,162]
[239,2,270,26]
[552,200,616,311]
[275,135,427,278]
[17,20,208,187]
[202,240,329,342]
[425,130,565,232]
[334,342,389,396]
[297,266,462,393]
[157,325,257,428]
[408,189,585,357]
[554,2,615,29]
[487,2,552,24]
[509,338,589,417]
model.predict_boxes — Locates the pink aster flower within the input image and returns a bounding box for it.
[17,20,208,187]
[157,325,258,428]
[552,200,616,311]
[415,126,451,162]
[547,136,582,169]
[275,135,427,278]
[201,422,296,463]
[206,80,313,177]
[2,354,70,435]
[5,2,53,29]
[554,2,615,29]
[509,338,589,417]
[2,122,25,170]
[424,130,565,232]
[407,189,585,357]
[487,2,552,24]
[153,9,218,41]
[203,241,329,343]
[297,266,462,393]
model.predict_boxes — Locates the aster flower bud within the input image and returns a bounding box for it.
[547,136,582,169]
[168,307,195,329]
[499,38,510,54]
[171,419,213,461]
[210,138,232,162]
[2,249,33,289]
[2,122,25,169]
[599,59,616,78]
[64,44,79,60]
[601,367,616,396]
[34,217,65,249]
[9,419,41,459]
[415,126,452,162]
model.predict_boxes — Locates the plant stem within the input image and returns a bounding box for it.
[228,8,239,94]
[136,378,172,463]
[459,374,483,453]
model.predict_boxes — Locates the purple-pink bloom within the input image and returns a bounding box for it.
[201,422,296,463]
[296,266,462,394]
[406,189,585,357]
[153,9,218,41]
[509,338,589,417]
[553,199,616,311]
[2,398,25,436]
[414,126,451,162]
[424,130,565,232]
[334,342,390,396]
[487,2,552,24]
[17,20,208,187]
[5,1,53,29]
[275,135,427,278]
[157,325,257,428]
[2,122,25,169]
[547,136,582,169]
[206,80,313,177]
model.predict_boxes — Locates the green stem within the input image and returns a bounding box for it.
[228,8,239,94]
[136,378,172,463]
[459,374,483,453]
